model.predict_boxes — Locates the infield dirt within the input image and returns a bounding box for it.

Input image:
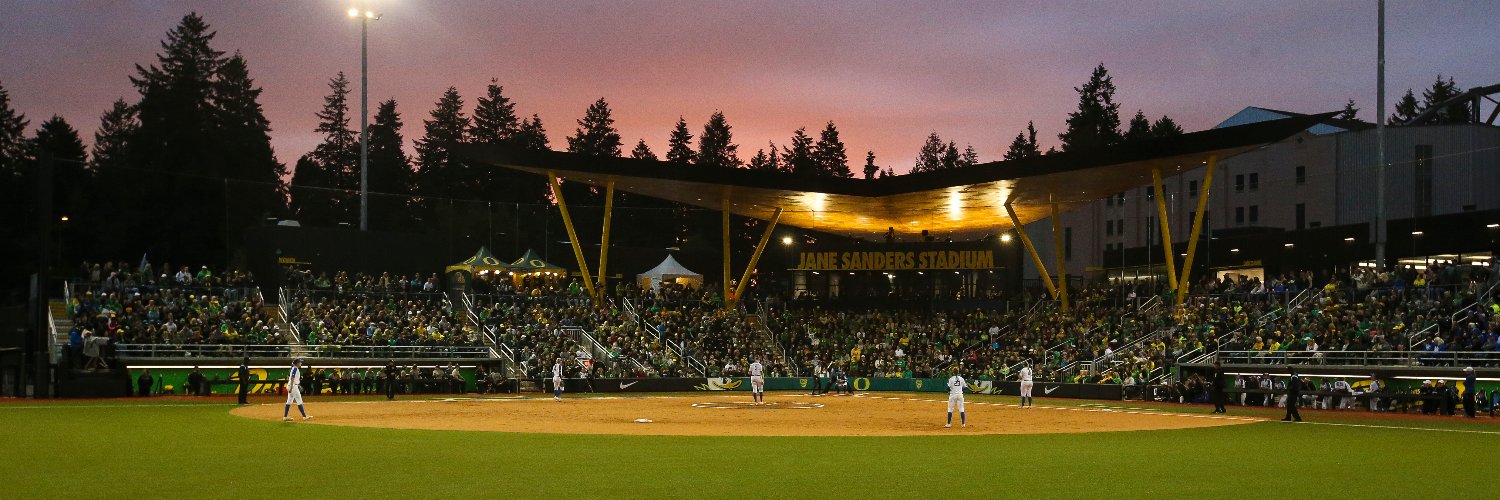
[231,393,1257,436]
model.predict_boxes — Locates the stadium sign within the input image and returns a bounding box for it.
[793,243,999,271]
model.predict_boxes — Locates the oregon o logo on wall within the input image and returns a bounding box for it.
[798,378,808,388]
[853,378,870,391]
[914,379,923,390]
[481,256,501,266]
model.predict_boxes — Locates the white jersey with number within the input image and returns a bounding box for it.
[1019,367,1033,382]
[749,362,763,377]
[947,375,966,396]
[552,363,563,380]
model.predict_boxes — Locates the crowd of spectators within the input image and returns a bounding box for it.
[285,273,477,349]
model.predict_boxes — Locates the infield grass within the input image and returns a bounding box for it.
[2,393,1494,499]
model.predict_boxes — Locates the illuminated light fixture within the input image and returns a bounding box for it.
[1487,223,1499,228]
[999,233,1013,243]
[59,215,70,222]
[1283,243,1294,248]
[1229,248,1240,253]
[781,236,793,246]
[348,7,359,17]
[1411,231,1423,236]
[1343,237,1355,242]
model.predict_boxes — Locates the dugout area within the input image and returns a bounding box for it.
[230,393,1252,436]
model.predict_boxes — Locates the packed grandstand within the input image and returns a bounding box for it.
[61,257,1498,402]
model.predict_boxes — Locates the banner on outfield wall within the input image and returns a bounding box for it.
[125,367,479,395]
[587,377,1124,400]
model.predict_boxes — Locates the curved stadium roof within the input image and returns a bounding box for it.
[454,113,1331,241]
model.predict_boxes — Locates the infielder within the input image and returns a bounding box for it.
[1019,360,1034,408]
[283,358,311,421]
[749,357,765,405]
[551,358,564,401]
[946,367,966,428]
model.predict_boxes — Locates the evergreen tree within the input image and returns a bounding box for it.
[514,114,550,151]
[811,121,851,177]
[630,139,657,160]
[1420,75,1469,124]
[880,167,895,178]
[300,71,356,222]
[367,99,413,230]
[0,81,30,289]
[863,150,878,179]
[697,111,740,168]
[289,154,337,225]
[782,128,817,175]
[1150,115,1183,138]
[1337,99,1361,122]
[122,13,285,261]
[1124,109,1153,142]
[960,144,979,168]
[940,141,960,170]
[1058,63,1123,152]
[0,81,27,176]
[913,132,944,173]
[1388,89,1420,125]
[414,87,470,198]
[1003,121,1041,161]
[665,117,696,165]
[91,99,137,172]
[747,141,782,171]
[30,116,90,220]
[566,97,623,158]
[469,78,520,144]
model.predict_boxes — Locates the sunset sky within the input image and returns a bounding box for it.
[2,0,1495,174]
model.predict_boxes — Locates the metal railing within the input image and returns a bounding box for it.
[620,296,706,376]
[115,343,495,359]
[1214,349,1498,368]
[561,326,650,376]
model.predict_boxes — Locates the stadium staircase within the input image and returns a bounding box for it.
[619,296,706,376]
[50,282,132,397]
[454,291,520,376]
[742,308,791,375]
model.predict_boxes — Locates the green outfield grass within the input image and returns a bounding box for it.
[2,393,1494,499]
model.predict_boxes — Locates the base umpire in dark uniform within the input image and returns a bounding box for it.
[1282,367,1302,422]
[383,360,398,400]
[237,357,250,405]
[1211,361,1227,414]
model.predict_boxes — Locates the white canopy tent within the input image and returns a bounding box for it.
[636,255,704,290]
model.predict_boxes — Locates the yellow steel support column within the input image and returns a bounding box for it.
[730,208,782,309]
[1049,195,1070,313]
[722,197,732,308]
[1175,155,1218,305]
[1004,202,1058,300]
[1151,168,1179,291]
[547,171,598,302]
[597,180,615,295]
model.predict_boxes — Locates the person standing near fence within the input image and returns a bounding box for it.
[237,357,250,405]
[1210,361,1227,414]
[1463,367,1478,418]
[1281,368,1302,422]
[945,366,966,428]
[383,360,398,400]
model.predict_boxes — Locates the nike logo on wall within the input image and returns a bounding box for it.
[1044,386,1060,395]
[620,381,639,389]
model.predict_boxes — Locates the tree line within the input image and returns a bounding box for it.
[1,13,1484,304]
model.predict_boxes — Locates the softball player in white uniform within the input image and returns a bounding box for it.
[1019,363,1035,408]
[749,360,765,405]
[946,370,966,428]
[283,358,310,421]
[551,358,564,400]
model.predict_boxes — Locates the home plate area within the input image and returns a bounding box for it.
[230,393,1252,436]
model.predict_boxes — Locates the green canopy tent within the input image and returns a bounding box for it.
[508,249,566,276]
[445,246,514,274]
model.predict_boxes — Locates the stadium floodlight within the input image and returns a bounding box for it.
[781,236,793,246]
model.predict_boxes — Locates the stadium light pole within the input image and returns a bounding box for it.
[349,8,381,231]
[1374,0,1386,269]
